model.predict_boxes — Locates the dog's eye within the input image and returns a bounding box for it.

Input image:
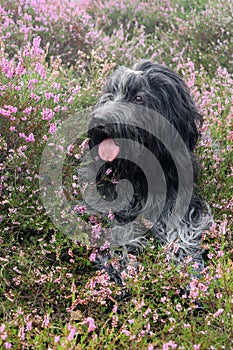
[133,95,144,104]
[101,94,114,104]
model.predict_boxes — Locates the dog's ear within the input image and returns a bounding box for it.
[132,60,203,151]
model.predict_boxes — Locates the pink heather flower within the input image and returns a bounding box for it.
[89,252,97,262]
[18,326,25,340]
[176,304,182,312]
[54,335,60,343]
[82,317,96,332]
[10,126,15,131]
[19,132,26,139]
[28,79,38,88]
[112,179,119,184]
[148,345,154,350]
[105,168,112,175]
[35,62,46,79]
[183,323,191,328]
[213,308,224,317]
[6,68,15,79]
[162,340,177,349]
[216,292,222,299]
[67,326,76,341]
[30,93,40,101]
[143,307,151,317]
[193,345,201,350]
[153,312,158,322]
[80,138,89,153]
[41,108,55,121]
[112,315,118,328]
[52,82,60,90]
[112,305,118,313]
[26,133,35,143]
[67,96,74,104]
[89,215,97,224]
[73,205,86,214]
[68,249,74,258]
[54,94,60,103]
[1,334,7,341]
[227,131,233,141]
[4,343,12,349]
[92,224,101,238]
[25,320,32,331]
[67,144,74,155]
[45,92,54,100]
[192,261,200,269]
[108,210,115,221]
[54,105,60,112]
[0,108,11,117]
[49,123,57,134]
[189,280,199,299]
[121,329,130,336]
[217,250,224,257]
[15,58,26,75]
[4,105,17,114]
[23,106,33,115]
[42,314,50,327]
[74,153,81,160]
[100,240,110,251]
[15,55,25,71]
[0,325,7,340]
[0,323,6,333]
[31,36,43,56]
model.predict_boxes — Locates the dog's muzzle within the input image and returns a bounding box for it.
[88,114,122,162]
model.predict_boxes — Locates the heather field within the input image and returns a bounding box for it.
[0,0,232,349]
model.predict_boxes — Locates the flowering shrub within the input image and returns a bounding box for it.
[176,59,233,216]
[0,0,232,349]
[88,0,233,73]
[0,37,74,236]
[0,36,116,238]
[0,0,100,66]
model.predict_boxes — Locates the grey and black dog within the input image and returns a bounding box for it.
[84,60,212,285]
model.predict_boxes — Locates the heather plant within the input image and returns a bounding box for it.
[0,37,72,237]
[175,60,233,220]
[0,0,100,67]
[174,0,233,75]
[89,0,233,75]
[0,37,114,239]
[0,0,233,349]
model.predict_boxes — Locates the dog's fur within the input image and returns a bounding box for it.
[85,60,212,285]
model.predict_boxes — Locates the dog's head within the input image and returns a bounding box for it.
[88,60,202,160]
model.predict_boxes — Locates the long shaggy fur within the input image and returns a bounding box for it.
[85,60,212,285]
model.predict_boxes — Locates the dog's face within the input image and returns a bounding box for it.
[88,60,202,156]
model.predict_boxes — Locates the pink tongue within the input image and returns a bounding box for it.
[98,138,120,162]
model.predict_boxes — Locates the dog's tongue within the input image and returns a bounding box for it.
[98,138,120,162]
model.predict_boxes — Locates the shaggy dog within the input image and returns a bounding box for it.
[83,60,212,285]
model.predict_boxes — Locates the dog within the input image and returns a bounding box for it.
[82,60,212,286]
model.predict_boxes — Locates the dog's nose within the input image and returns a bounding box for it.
[94,123,105,130]
[91,114,108,128]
